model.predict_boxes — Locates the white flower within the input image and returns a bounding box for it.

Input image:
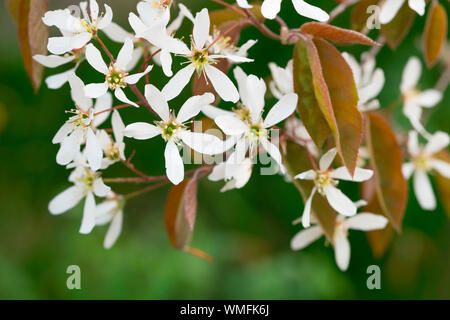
[214,67,298,169]
[261,0,329,21]
[236,0,253,9]
[43,0,113,54]
[400,57,442,137]
[294,148,374,227]
[95,195,124,249]
[343,52,385,112]
[98,110,126,169]
[140,8,251,102]
[268,60,294,99]
[209,157,253,192]
[284,117,318,157]
[379,0,426,24]
[33,50,84,89]
[48,165,111,234]
[403,131,450,210]
[53,74,112,171]
[123,84,227,185]
[291,203,388,271]
[84,39,153,107]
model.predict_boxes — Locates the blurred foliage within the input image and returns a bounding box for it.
[0,0,449,299]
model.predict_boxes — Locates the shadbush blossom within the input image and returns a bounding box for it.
[379,0,426,24]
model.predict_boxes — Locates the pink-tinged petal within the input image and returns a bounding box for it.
[331,166,373,182]
[85,43,109,74]
[292,0,330,22]
[193,8,210,49]
[164,140,184,185]
[379,0,405,24]
[179,131,225,155]
[48,186,84,215]
[161,65,195,101]
[114,87,139,108]
[204,65,239,103]
[261,0,282,19]
[429,159,450,178]
[177,93,215,123]
[144,84,170,121]
[263,93,298,128]
[400,56,421,93]
[84,82,108,98]
[86,128,103,172]
[79,192,96,234]
[334,233,351,271]
[344,213,389,231]
[125,65,153,84]
[413,169,436,210]
[291,226,323,250]
[425,131,450,155]
[215,115,247,136]
[123,122,161,140]
[104,211,123,249]
[324,185,357,216]
[302,187,317,227]
[319,148,337,171]
[33,54,75,68]
[294,169,317,180]
[116,38,134,70]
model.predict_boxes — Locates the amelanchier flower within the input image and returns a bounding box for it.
[123,85,227,185]
[236,0,253,9]
[258,0,329,21]
[139,8,252,102]
[379,0,426,24]
[403,131,450,210]
[291,203,388,271]
[84,38,153,107]
[268,60,293,99]
[49,165,111,234]
[97,110,126,169]
[95,194,124,249]
[53,74,112,171]
[284,117,318,157]
[343,52,385,112]
[294,148,374,227]
[42,0,113,55]
[209,157,254,192]
[214,67,298,169]
[400,57,443,137]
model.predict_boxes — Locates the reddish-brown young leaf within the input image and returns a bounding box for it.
[423,0,448,68]
[381,1,416,49]
[365,112,408,231]
[300,22,379,46]
[366,194,395,258]
[208,2,264,26]
[351,0,380,32]
[10,0,49,92]
[434,150,450,219]
[313,38,363,176]
[283,140,337,242]
[184,171,200,230]
[292,38,331,148]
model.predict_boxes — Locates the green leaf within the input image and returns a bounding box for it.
[283,140,336,242]
[423,0,447,68]
[365,112,408,231]
[292,38,331,148]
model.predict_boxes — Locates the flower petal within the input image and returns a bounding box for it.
[294,169,317,180]
[400,56,421,93]
[125,65,153,84]
[215,115,247,136]
[68,73,92,110]
[291,0,330,22]
[93,178,111,197]
[164,140,184,185]
[116,38,134,70]
[45,68,76,89]
[84,82,109,98]
[79,192,96,234]
[33,54,75,68]
[101,22,132,43]
[114,87,139,108]
[179,131,225,155]
[144,84,170,121]
[193,8,210,49]
[48,186,84,215]
[416,90,443,107]
[263,93,298,128]
[177,93,215,123]
[425,131,450,155]
[85,43,109,74]
[402,162,415,179]
[123,122,161,140]
[379,0,405,24]
[331,166,374,182]
[85,128,103,171]
[334,233,351,271]
[413,169,436,210]
[344,213,389,231]
[97,4,113,29]
[56,129,83,165]
[291,225,323,250]
[319,148,337,171]
[302,187,317,228]
[408,0,425,16]
[429,159,450,178]
[161,65,195,101]
[104,210,123,249]
[324,185,357,216]
[261,0,282,19]
[260,137,283,168]
[204,65,239,103]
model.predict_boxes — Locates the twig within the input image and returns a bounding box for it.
[95,36,115,63]
[124,181,170,200]
[327,0,359,23]
[94,103,139,116]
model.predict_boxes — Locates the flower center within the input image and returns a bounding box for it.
[106,65,128,90]
[150,0,171,8]
[413,153,431,171]
[158,118,185,142]
[76,168,99,190]
[80,19,97,34]
[403,89,420,102]
[67,109,92,128]
[314,171,338,195]
[105,142,121,161]
[190,49,212,72]
[234,103,252,123]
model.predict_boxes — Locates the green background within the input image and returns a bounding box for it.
[0,0,449,299]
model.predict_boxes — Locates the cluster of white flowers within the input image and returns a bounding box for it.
[34,0,449,272]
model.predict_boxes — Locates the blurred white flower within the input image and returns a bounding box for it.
[43,0,113,54]
[401,57,442,137]
[83,39,153,107]
[260,0,329,21]
[284,117,318,157]
[236,0,253,9]
[343,52,385,112]
[123,85,227,185]
[403,131,450,210]
[295,148,374,227]
[98,110,126,169]
[379,0,425,24]
[53,74,112,171]
[268,60,294,99]
[48,166,111,234]
[209,158,253,192]
[95,195,124,249]
[291,202,388,271]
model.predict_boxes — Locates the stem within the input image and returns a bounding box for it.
[95,36,115,63]
[129,84,158,116]
[139,48,162,73]
[244,8,281,42]
[327,0,359,23]
[121,159,149,179]
[124,181,170,200]
[210,0,246,16]
[206,20,247,51]
[94,103,139,116]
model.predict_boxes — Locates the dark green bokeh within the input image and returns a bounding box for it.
[0,0,449,299]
